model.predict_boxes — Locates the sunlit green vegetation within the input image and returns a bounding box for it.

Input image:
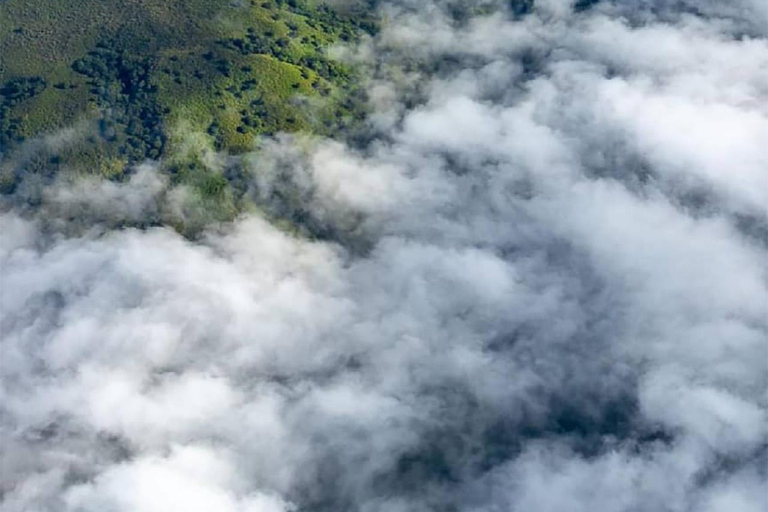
[0,0,376,238]
[1,0,374,167]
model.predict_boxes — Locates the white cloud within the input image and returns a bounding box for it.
[1,1,766,511]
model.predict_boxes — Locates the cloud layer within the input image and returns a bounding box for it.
[1,1,767,511]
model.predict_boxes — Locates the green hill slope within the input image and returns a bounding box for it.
[0,0,372,172]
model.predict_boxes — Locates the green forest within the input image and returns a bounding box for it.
[0,0,374,227]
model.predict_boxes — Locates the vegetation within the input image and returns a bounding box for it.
[1,0,375,183]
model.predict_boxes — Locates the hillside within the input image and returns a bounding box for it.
[0,0,372,177]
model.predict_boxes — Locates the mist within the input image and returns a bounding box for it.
[1,1,767,511]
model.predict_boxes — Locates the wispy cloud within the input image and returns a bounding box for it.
[1,1,766,511]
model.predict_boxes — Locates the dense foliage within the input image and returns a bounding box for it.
[0,0,375,232]
[0,0,374,165]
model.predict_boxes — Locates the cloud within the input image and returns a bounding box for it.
[1,1,766,511]
[64,445,291,512]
